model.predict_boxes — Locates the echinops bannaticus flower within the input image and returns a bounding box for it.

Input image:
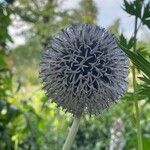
[39,24,128,116]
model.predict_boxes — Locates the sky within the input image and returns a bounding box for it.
[96,0,134,36]
[8,0,150,46]
[63,0,149,39]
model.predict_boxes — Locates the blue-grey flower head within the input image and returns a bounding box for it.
[39,24,128,116]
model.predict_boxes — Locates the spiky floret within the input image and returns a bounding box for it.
[39,24,128,116]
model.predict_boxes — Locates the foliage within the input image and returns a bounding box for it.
[11,37,42,85]
[0,0,150,149]
[120,1,150,149]
[0,2,12,50]
[120,0,150,101]
[71,0,97,24]
[119,35,150,100]
[123,0,150,28]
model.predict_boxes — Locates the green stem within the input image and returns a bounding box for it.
[132,15,143,150]
[62,117,80,150]
[134,101,142,150]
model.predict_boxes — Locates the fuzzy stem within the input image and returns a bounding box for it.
[62,117,80,150]
[132,15,143,150]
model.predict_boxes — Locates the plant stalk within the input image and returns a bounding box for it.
[132,15,143,150]
[62,117,80,150]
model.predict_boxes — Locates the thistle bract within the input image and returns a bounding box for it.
[39,24,128,116]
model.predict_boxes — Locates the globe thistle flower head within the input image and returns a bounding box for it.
[39,24,128,116]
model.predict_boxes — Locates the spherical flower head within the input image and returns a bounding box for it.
[39,24,128,116]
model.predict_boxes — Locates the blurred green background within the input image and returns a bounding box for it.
[0,0,150,149]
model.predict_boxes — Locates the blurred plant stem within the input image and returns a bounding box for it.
[62,117,80,150]
[132,15,143,150]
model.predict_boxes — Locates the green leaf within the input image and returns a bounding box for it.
[119,34,134,49]
[138,76,150,83]
[118,35,150,100]
[143,136,150,150]
[123,0,150,29]
[118,42,150,77]
[123,0,143,18]
[142,2,150,29]
[138,84,150,100]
